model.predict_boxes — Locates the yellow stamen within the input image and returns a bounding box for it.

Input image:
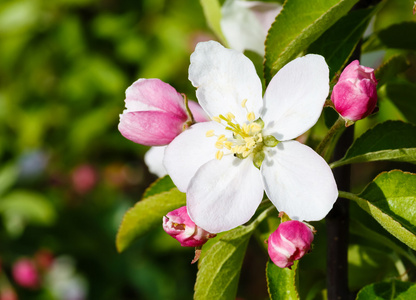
[247,112,255,122]
[226,113,235,120]
[212,116,222,123]
[215,141,224,149]
[206,130,215,137]
[217,134,227,142]
[215,150,224,160]
[250,123,262,132]
[224,141,233,150]
[241,99,248,108]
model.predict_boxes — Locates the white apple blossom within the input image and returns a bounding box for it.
[164,41,337,233]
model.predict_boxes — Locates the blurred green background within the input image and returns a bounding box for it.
[1,0,416,299]
[0,0,216,299]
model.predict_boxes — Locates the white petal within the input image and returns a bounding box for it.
[189,41,263,123]
[262,54,329,141]
[221,0,281,55]
[144,146,167,178]
[163,122,228,192]
[187,155,263,233]
[221,0,267,55]
[261,140,337,222]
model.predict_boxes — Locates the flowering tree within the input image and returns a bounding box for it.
[116,0,416,299]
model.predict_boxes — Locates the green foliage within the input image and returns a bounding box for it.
[364,22,416,52]
[264,0,359,83]
[194,206,274,299]
[375,55,411,87]
[308,7,376,80]
[267,260,299,300]
[356,280,416,300]
[200,0,227,45]
[344,170,416,251]
[384,82,416,125]
[116,177,186,252]
[331,121,416,168]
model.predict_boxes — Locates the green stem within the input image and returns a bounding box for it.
[316,116,345,158]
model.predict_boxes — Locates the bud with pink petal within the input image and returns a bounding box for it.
[119,79,208,146]
[331,60,378,122]
[163,206,216,247]
[12,258,39,289]
[267,220,314,269]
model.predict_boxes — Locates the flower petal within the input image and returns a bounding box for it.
[187,155,263,233]
[221,0,268,55]
[261,140,337,222]
[189,41,263,123]
[118,111,185,146]
[163,122,227,192]
[188,100,210,122]
[262,54,329,141]
[124,78,187,117]
[144,146,167,177]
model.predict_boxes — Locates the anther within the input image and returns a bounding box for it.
[206,130,215,137]
[215,150,224,160]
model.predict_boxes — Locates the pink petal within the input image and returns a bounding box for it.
[119,111,186,146]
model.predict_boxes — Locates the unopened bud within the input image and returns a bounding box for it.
[163,206,216,247]
[331,60,378,122]
[268,220,314,269]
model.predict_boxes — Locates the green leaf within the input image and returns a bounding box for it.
[356,280,416,300]
[199,0,227,45]
[341,170,416,251]
[363,22,416,52]
[142,175,175,198]
[308,7,376,80]
[350,219,416,266]
[264,0,359,83]
[267,260,299,300]
[194,206,274,299]
[116,181,186,252]
[375,55,411,87]
[385,82,416,125]
[330,121,416,168]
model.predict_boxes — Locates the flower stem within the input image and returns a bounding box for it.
[316,115,345,159]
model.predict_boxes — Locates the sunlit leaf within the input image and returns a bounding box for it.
[264,0,359,83]
[343,170,416,251]
[200,0,227,45]
[194,206,273,299]
[116,177,185,252]
[267,260,299,300]
[330,121,416,168]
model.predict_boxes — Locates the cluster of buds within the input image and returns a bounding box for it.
[331,60,378,124]
[267,220,314,269]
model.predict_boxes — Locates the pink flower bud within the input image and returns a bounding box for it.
[267,220,314,269]
[12,258,39,289]
[163,206,215,247]
[331,60,378,122]
[119,79,208,146]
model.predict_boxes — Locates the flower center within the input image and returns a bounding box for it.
[206,100,278,168]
